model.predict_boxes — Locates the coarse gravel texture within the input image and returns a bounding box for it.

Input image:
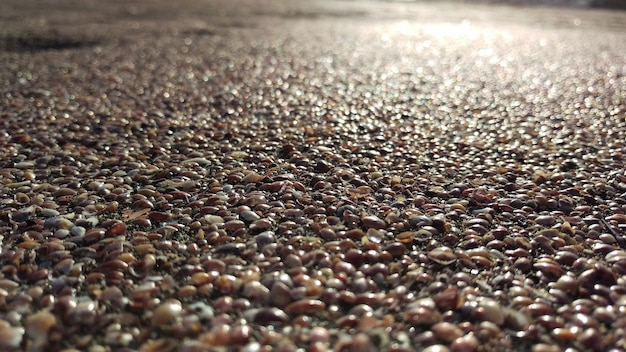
[1,0,626,351]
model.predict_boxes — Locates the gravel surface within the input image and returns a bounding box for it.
[1,0,626,351]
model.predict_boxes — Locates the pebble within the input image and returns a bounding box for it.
[152,300,183,328]
[432,322,464,343]
[428,247,457,265]
[478,298,505,325]
[240,210,261,222]
[25,310,57,349]
[70,226,86,237]
[286,299,326,315]
[361,215,387,230]
[0,320,25,349]
[41,208,60,217]
[252,308,289,325]
[535,215,557,227]
[422,345,451,352]
[189,302,215,321]
[451,334,479,352]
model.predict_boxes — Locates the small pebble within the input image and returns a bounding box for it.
[152,300,182,328]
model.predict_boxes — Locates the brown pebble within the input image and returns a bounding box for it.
[384,242,406,258]
[190,272,213,286]
[148,211,171,221]
[351,333,375,352]
[53,187,77,197]
[397,231,415,244]
[432,322,464,343]
[84,228,106,242]
[553,275,578,294]
[230,324,251,345]
[478,298,505,325]
[0,320,24,349]
[434,286,463,311]
[253,308,289,325]
[152,300,182,328]
[578,264,616,289]
[310,326,330,343]
[242,281,270,303]
[25,310,57,348]
[177,285,197,298]
[451,334,479,352]
[319,227,337,240]
[551,327,576,342]
[361,215,387,229]
[428,246,457,265]
[345,228,366,240]
[505,308,532,331]
[403,298,441,326]
[286,299,326,315]
[535,215,556,226]
[105,222,127,237]
[533,259,564,279]
[578,327,602,350]
[242,172,265,183]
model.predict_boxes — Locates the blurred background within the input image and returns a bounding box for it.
[380,0,626,9]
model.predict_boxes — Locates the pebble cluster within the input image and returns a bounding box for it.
[1,0,626,351]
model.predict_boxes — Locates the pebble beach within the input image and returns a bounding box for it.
[1,0,626,351]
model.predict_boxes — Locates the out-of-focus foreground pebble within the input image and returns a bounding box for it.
[1,0,626,351]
